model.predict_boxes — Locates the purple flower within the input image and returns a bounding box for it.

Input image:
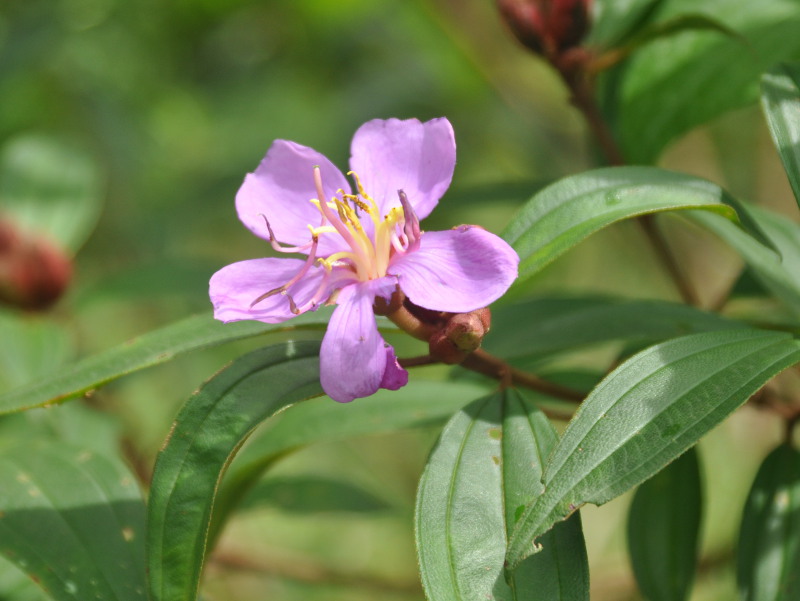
[209,118,519,402]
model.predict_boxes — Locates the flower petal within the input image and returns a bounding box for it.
[349,118,455,219]
[389,226,519,313]
[235,140,351,255]
[210,258,331,323]
[320,280,408,403]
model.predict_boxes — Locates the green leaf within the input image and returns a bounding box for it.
[627,448,703,601]
[238,476,391,514]
[146,341,323,601]
[687,204,800,315]
[0,311,72,393]
[737,443,800,601]
[0,309,333,415]
[0,135,103,253]
[486,296,741,362]
[502,167,740,283]
[506,328,800,570]
[607,0,800,163]
[416,389,589,601]
[589,0,666,49]
[0,440,146,601]
[211,379,489,543]
[761,63,800,208]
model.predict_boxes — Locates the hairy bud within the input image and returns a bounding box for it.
[497,0,592,58]
[0,219,72,311]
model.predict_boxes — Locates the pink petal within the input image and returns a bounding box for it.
[209,258,331,323]
[235,140,351,256]
[320,280,408,403]
[388,226,519,313]
[349,118,455,220]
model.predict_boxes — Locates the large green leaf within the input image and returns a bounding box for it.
[506,328,800,569]
[146,341,323,601]
[737,443,800,601]
[502,167,740,283]
[211,379,489,542]
[687,204,800,315]
[416,389,589,601]
[0,309,333,414]
[761,63,800,209]
[486,296,740,362]
[627,447,703,601]
[0,135,103,253]
[0,440,146,601]
[607,0,800,163]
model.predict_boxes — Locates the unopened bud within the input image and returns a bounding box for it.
[428,308,492,364]
[497,0,592,58]
[0,219,72,311]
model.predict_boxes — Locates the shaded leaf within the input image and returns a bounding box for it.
[211,379,490,543]
[0,309,334,414]
[239,476,390,514]
[0,311,71,393]
[416,389,589,600]
[0,440,146,601]
[687,204,800,315]
[737,443,800,601]
[627,447,703,601]
[761,62,800,208]
[486,296,741,362]
[506,328,800,569]
[147,341,322,601]
[502,167,741,283]
[606,0,800,163]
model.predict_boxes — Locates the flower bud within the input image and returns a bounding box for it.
[0,219,72,311]
[497,0,592,58]
[428,308,492,364]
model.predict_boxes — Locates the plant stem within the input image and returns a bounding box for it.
[558,61,699,306]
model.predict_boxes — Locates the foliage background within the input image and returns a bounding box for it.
[1,0,798,599]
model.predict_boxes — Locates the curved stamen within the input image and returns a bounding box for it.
[250,234,320,308]
[397,190,421,251]
[259,214,313,254]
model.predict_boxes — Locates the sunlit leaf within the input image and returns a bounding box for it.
[627,448,703,601]
[737,443,800,601]
[502,167,742,283]
[761,62,800,209]
[0,310,334,414]
[506,328,800,569]
[417,389,589,600]
[0,135,103,253]
[0,440,146,601]
[147,341,323,601]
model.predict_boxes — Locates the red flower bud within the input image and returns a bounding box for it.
[0,219,73,311]
[497,0,592,58]
[428,308,492,364]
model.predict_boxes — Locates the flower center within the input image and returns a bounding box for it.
[250,166,420,314]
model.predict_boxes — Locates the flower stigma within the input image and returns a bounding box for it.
[250,166,420,313]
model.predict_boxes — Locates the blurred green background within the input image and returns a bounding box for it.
[1,0,798,599]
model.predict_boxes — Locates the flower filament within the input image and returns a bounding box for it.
[250,166,420,313]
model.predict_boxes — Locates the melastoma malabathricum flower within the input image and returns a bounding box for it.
[209,118,519,402]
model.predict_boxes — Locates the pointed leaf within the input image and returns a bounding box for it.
[0,440,146,601]
[502,167,741,283]
[416,389,589,600]
[761,63,800,209]
[688,204,800,315]
[627,447,703,601]
[507,328,800,569]
[146,341,323,601]
[0,309,333,414]
[737,443,800,601]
